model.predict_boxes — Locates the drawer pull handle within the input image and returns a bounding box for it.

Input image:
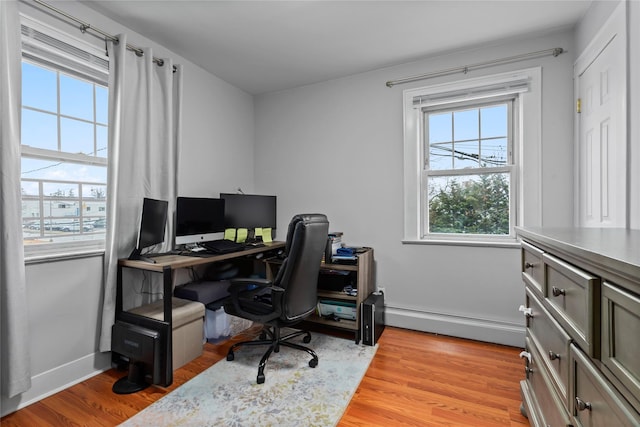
[525,262,535,269]
[518,305,533,317]
[551,286,566,297]
[575,397,592,411]
[519,351,532,363]
[548,351,560,361]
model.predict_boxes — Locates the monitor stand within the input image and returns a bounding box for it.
[112,362,150,394]
[128,247,156,264]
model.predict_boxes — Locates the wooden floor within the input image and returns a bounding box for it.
[2,326,529,426]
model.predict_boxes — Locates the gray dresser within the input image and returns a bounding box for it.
[516,227,640,427]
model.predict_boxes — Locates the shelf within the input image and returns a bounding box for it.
[317,290,357,301]
[306,313,358,331]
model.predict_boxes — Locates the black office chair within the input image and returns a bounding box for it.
[223,213,329,384]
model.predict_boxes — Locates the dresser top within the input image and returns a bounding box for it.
[515,227,640,282]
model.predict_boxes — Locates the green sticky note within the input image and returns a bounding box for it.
[254,227,263,237]
[237,228,248,243]
[224,228,236,241]
[262,228,272,243]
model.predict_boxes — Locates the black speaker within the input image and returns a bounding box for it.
[360,292,384,346]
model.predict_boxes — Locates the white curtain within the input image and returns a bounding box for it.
[0,0,31,397]
[99,34,182,352]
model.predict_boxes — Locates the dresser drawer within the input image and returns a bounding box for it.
[522,241,545,296]
[569,344,640,427]
[523,336,573,427]
[543,253,600,357]
[602,282,640,411]
[525,287,571,404]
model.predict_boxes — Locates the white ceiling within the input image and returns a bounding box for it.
[81,0,592,95]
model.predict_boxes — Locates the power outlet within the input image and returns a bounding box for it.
[376,287,385,295]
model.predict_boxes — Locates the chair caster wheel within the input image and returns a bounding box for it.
[259,332,267,340]
[303,335,311,343]
[257,374,265,384]
[309,359,318,368]
[226,352,234,361]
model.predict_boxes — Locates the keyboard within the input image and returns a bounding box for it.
[202,239,245,254]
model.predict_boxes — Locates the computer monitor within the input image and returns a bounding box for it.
[128,197,168,262]
[175,197,226,246]
[220,193,277,236]
[111,320,169,394]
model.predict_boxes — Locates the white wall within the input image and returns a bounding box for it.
[2,0,255,416]
[255,29,576,348]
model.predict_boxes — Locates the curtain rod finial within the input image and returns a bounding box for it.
[553,48,564,57]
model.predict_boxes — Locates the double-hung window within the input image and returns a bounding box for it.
[20,17,109,255]
[425,98,514,236]
[403,69,540,244]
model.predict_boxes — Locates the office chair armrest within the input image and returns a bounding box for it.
[227,278,285,322]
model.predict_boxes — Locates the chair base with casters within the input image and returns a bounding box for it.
[226,325,318,384]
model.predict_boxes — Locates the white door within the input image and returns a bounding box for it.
[575,5,626,227]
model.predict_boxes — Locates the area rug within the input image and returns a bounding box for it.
[120,331,377,427]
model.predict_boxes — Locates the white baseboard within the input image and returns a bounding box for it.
[384,305,525,348]
[1,351,112,417]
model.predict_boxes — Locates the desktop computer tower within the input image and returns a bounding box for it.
[360,292,384,346]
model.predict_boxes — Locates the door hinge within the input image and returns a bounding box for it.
[576,98,581,114]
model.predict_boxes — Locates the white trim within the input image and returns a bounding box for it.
[384,305,525,347]
[0,351,111,417]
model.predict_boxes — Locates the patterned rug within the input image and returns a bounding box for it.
[120,331,377,426]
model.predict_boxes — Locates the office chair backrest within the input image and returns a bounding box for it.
[275,214,329,322]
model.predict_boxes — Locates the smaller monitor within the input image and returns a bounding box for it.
[220,193,277,235]
[175,197,226,246]
[129,197,168,262]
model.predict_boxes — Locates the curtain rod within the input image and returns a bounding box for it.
[30,0,177,72]
[386,47,563,88]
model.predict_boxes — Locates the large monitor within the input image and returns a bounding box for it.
[175,197,226,245]
[220,193,277,232]
[128,197,168,262]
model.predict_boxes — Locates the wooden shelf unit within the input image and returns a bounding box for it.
[268,247,374,342]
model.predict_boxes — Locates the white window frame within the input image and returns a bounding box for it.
[21,15,109,259]
[403,68,542,246]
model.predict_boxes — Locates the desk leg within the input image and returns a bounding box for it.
[162,266,173,386]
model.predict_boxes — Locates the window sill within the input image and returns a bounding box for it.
[402,238,521,249]
[24,244,105,265]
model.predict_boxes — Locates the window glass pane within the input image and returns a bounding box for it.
[61,117,94,155]
[429,142,453,170]
[428,112,451,143]
[21,109,58,150]
[22,62,57,112]
[481,104,507,138]
[481,137,508,167]
[454,140,480,168]
[96,124,108,158]
[428,172,510,235]
[96,86,108,125]
[60,74,94,121]
[453,109,478,141]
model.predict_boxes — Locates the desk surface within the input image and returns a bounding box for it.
[119,241,285,272]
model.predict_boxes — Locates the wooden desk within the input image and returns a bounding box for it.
[114,241,285,386]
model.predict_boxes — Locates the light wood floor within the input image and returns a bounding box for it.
[1,326,530,426]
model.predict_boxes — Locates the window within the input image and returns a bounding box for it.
[403,69,541,244]
[425,99,514,236]
[20,18,109,254]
